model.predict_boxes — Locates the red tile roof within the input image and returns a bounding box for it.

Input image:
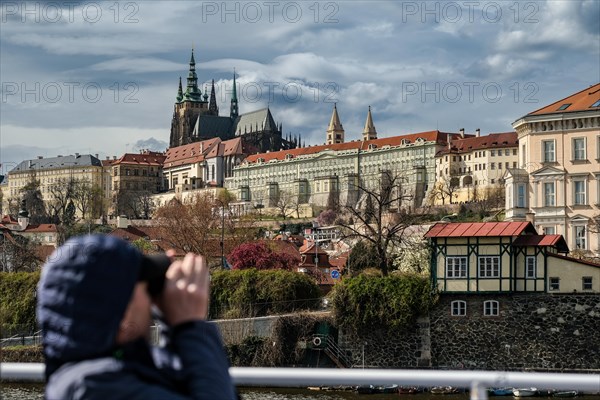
[425,222,536,238]
[23,224,57,233]
[512,235,569,253]
[527,83,600,116]
[165,138,219,167]
[111,151,166,166]
[245,130,462,164]
[439,132,518,155]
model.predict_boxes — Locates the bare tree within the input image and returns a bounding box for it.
[274,190,294,219]
[116,190,155,219]
[47,178,76,223]
[428,176,459,205]
[0,232,42,272]
[154,193,257,264]
[336,170,421,276]
[71,179,105,221]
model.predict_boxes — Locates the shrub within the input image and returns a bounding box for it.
[0,272,40,335]
[210,269,321,319]
[331,273,437,335]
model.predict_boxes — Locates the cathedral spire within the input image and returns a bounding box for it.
[362,105,377,141]
[176,77,183,102]
[209,79,218,114]
[184,48,201,102]
[326,103,344,145]
[230,69,239,119]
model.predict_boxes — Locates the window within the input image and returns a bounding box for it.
[543,226,555,235]
[451,300,466,316]
[491,163,496,170]
[549,277,560,291]
[543,140,555,162]
[575,225,587,249]
[574,180,586,205]
[517,184,526,208]
[582,277,593,290]
[491,150,495,156]
[544,182,555,206]
[446,257,467,278]
[526,256,536,278]
[498,163,502,170]
[478,256,500,278]
[483,300,499,316]
[505,149,510,156]
[557,103,571,111]
[573,138,586,160]
[591,100,600,108]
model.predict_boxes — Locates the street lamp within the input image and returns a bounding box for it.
[215,198,226,269]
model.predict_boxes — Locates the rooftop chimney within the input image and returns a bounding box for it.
[459,128,465,138]
[95,153,99,159]
[75,152,80,157]
[37,156,43,159]
[113,156,117,160]
[476,128,481,137]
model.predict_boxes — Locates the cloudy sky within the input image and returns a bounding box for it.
[1,0,599,172]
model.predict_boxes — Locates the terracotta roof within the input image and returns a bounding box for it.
[165,138,219,167]
[527,83,600,116]
[36,245,57,261]
[245,130,462,164]
[111,151,166,166]
[23,224,57,233]
[439,132,518,155]
[299,239,329,255]
[2,215,17,224]
[109,226,185,256]
[512,235,569,253]
[425,222,535,238]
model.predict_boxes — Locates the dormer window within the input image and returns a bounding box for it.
[401,139,410,145]
[557,103,571,111]
[368,144,377,150]
[285,154,293,160]
[416,137,424,143]
[257,158,265,163]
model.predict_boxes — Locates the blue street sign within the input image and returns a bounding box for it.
[331,270,340,279]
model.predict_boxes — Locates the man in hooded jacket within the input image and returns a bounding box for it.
[37,234,236,399]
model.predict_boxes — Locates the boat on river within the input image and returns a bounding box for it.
[513,388,538,397]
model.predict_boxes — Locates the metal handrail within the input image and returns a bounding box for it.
[323,336,352,368]
[2,363,599,399]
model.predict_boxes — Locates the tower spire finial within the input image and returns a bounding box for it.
[326,103,344,145]
[230,69,239,119]
[362,105,377,141]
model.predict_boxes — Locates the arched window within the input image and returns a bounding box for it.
[450,300,466,316]
[483,300,499,316]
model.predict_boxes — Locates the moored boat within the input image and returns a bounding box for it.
[513,388,538,397]
[431,386,460,395]
[489,387,513,396]
[398,386,420,394]
[553,391,578,398]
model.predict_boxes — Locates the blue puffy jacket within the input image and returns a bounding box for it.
[37,235,236,400]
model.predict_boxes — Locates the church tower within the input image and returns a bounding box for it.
[169,49,212,148]
[230,71,239,120]
[362,106,377,141]
[326,103,345,145]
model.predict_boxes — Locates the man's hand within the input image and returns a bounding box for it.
[156,253,210,326]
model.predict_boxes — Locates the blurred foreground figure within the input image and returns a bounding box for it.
[37,235,236,400]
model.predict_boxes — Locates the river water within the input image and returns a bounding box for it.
[2,384,599,400]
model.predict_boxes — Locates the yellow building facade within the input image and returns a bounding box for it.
[506,83,600,257]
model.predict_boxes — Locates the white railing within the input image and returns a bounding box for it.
[2,363,599,400]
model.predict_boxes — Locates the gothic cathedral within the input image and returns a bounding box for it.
[169,50,300,153]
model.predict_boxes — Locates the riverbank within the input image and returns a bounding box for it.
[2,345,43,363]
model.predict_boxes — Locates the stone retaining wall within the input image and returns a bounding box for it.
[339,293,599,370]
[429,293,600,370]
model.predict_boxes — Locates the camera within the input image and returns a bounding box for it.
[138,253,172,296]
